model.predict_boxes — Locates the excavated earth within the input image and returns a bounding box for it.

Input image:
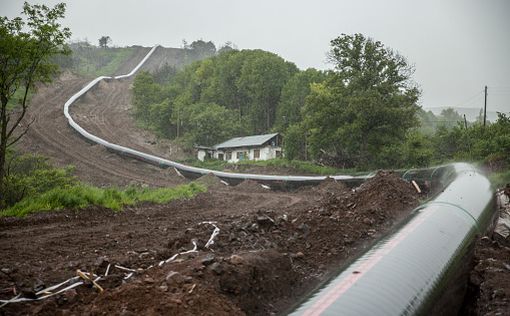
[0,172,422,315]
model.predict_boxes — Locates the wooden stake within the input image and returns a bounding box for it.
[411,180,422,194]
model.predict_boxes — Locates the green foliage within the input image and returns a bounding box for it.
[55,42,138,77]
[176,102,242,146]
[302,34,420,169]
[275,69,327,131]
[98,35,111,48]
[183,39,217,62]
[489,170,510,188]
[437,108,464,129]
[180,158,356,176]
[0,2,71,208]
[4,153,76,206]
[132,49,298,147]
[1,183,206,217]
[431,112,510,166]
[283,123,307,161]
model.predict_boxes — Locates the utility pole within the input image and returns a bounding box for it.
[464,114,467,129]
[483,85,488,127]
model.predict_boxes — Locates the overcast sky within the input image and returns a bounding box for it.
[2,0,509,112]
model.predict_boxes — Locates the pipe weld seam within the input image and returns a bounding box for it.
[422,200,480,231]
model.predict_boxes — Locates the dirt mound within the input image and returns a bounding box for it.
[353,170,419,211]
[315,177,349,194]
[194,173,228,190]
[234,179,270,193]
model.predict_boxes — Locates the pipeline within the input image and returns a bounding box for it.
[63,45,496,315]
[290,163,495,315]
[63,45,366,188]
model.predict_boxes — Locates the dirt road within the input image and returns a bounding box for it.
[18,47,186,188]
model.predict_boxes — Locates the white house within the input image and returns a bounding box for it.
[196,133,283,163]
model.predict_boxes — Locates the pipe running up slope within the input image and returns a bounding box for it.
[63,46,496,315]
[63,45,364,186]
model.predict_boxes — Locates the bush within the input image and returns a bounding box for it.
[3,153,76,207]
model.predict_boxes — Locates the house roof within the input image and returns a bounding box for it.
[214,133,279,150]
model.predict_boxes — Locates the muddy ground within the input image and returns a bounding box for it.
[17,46,187,188]
[0,172,422,315]
[462,186,510,316]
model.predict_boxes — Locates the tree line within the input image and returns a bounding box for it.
[133,33,509,171]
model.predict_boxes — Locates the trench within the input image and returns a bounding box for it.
[63,46,496,315]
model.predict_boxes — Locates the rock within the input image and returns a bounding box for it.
[33,279,45,293]
[68,261,79,268]
[229,254,244,265]
[210,262,223,275]
[298,223,310,237]
[256,216,274,227]
[201,254,215,266]
[249,223,259,232]
[1,268,11,274]
[295,251,305,258]
[159,285,168,292]
[362,217,374,225]
[144,277,155,284]
[165,271,186,286]
[492,288,505,299]
[63,289,78,303]
[94,256,108,267]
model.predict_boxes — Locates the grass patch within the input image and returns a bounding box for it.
[180,158,359,175]
[74,47,135,77]
[489,169,510,188]
[1,183,206,218]
[55,45,138,77]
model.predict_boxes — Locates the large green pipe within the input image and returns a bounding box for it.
[290,163,495,315]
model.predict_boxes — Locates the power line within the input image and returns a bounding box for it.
[452,90,484,108]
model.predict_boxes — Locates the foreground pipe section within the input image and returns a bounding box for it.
[291,163,495,315]
[63,46,496,314]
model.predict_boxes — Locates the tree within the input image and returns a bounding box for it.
[236,50,298,133]
[275,68,327,131]
[218,41,236,54]
[0,2,71,208]
[98,35,111,48]
[438,107,463,129]
[303,34,420,168]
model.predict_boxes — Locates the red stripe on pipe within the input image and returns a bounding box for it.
[302,207,438,316]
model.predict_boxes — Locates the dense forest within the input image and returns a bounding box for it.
[132,34,509,171]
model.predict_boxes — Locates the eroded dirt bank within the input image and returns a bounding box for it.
[0,172,421,315]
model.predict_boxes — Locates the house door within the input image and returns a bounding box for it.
[218,153,224,161]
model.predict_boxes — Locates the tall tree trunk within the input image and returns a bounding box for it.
[0,98,8,209]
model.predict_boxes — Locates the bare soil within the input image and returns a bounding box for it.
[462,186,510,316]
[0,172,421,315]
[17,47,187,188]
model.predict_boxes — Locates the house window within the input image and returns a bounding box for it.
[236,151,248,160]
[218,153,224,161]
[254,149,260,159]
[276,150,282,158]
[226,152,232,160]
